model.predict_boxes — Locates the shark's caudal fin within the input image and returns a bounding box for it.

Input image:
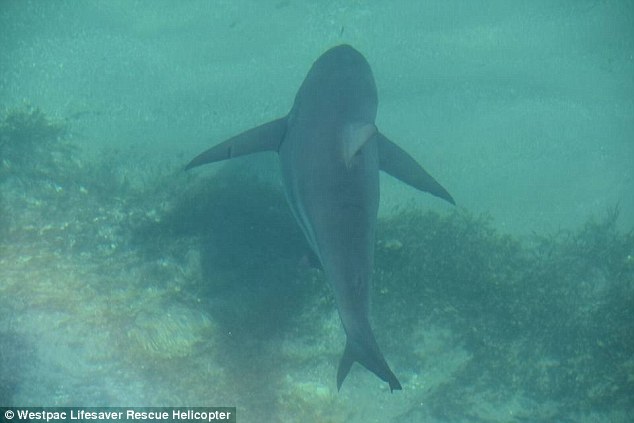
[185,118,287,170]
[337,337,402,393]
[377,133,455,205]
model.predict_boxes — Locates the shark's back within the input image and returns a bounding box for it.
[279,45,381,264]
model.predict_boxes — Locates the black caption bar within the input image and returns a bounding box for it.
[1,408,235,423]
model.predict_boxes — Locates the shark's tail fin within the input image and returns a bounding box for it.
[337,337,402,392]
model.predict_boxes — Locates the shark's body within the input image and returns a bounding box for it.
[186,45,454,392]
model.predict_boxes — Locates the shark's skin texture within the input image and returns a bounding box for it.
[186,45,454,392]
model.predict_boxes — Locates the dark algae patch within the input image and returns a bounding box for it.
[376,209,633,420]
[0,106,71,177]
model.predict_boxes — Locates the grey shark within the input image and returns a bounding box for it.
[185,44,454,392]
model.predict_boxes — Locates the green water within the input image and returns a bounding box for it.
[1,1,633,422]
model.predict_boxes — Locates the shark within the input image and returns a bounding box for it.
[185,44,455,392]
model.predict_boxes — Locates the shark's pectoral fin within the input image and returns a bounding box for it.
[337,337,402,393]
[342,123,378,167]
[185,117,287,170]
[377,133,455,205]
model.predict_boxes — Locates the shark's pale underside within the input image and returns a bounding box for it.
[185,44,455,392]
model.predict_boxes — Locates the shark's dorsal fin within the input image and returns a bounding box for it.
[185,117,287,170]
[377,133,455,205]
[342,122,377,167]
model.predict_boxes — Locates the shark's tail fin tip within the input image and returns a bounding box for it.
[336,341,355,392]
[337,338,403,393]
[389,377,403,393]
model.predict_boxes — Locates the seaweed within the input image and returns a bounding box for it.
[0,106,632,420]
[375,208,634,419]
[0,105,72,178]
[0,329,36,403]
